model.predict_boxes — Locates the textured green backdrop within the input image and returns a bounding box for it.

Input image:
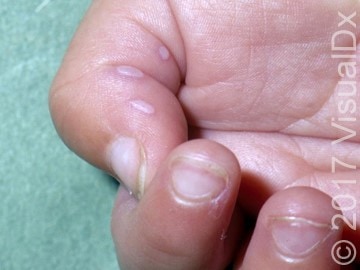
[0,0,119,269]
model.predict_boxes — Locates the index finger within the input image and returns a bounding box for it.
[49,0,187,197]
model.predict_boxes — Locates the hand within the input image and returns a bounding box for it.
[49,0,360,269]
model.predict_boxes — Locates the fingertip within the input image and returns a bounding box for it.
[111,139,242,270]
[49,0,188,199]
[241,187,344,270]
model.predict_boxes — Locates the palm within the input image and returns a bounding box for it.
[172,0,360,247]
[50,0,360,267]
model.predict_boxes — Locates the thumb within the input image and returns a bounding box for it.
[49,0,187,197]
[111,140,242,270]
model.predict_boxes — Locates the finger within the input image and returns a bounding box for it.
[239,187,344,270]
[111,140,242,270]
[49,0,187,197]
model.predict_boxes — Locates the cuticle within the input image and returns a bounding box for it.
[268,216,333,229]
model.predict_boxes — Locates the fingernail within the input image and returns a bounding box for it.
[269,216,334,258]
[108,137,146,198]
[171,156,228,202]
[116,65,144,78]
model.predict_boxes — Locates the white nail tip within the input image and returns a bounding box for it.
[109,137,147,198]
[159,46,170,60]
[130,100,155,114]
[117,65,144,78]
[109,137,140,187]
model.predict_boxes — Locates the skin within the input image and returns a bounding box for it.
[49,0,360,269]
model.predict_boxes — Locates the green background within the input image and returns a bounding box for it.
[1,0,119,269]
